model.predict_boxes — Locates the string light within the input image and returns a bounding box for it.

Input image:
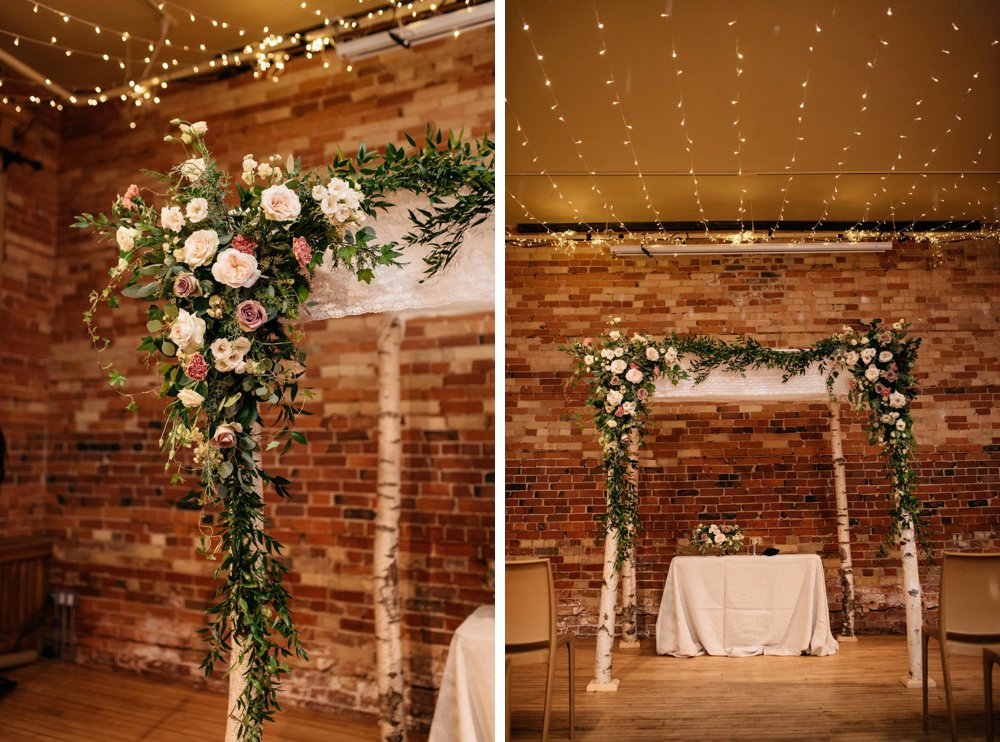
[728,8,748,230]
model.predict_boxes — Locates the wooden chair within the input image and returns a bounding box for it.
[922,552,1000,741]
[506,558,575,742]
[986,648,1000,742]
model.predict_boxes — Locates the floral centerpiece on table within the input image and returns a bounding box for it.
[564,318,686,563]
[692,523,744,555]
[73,119,494,740]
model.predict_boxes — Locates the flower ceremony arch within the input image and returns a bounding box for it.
[75,120,494,742]
[565,317,929,693]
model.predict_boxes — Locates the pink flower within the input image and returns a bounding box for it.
[610,376,621,386]
[185,353,208,381]
[582,337,593,347]
[231,234,257,255]
[121,184,139,209]
[614,406,625,418]
[848,378,858,390]
[236,300,267,332]
[292,236,312,270]
[173,273,200,298]
[885,369,897,382]
[213,425,238,449]
[637,388,649,400]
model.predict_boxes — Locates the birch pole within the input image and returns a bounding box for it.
[619,440,640,649]
[898,509,925,688]
[225,423,264,742]
[374,315,407,741]
[827,401,857,640]
[587,524,621,692]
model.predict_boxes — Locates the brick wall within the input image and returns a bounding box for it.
[4,29,493,732]
[0,110,60,538]
[505,242,1000,636]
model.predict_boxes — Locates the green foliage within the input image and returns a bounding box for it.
[565,319,928,565]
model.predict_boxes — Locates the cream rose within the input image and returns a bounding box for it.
[625,368,644,384]
[860,347,877,364]
[179,157,206,182]
[168,309,206,353]
[646,347,660,361]
[211,337,252,373]
[608,330,621,341]
[609,359,627,375]
[895,419,906,431]
[845,350,860,366]
[190,121,208,136]
[584,355,595,366]
[177,389,205,408]
[864,365,880,382]
[664,347,678,363]
[185,197,209,223]
[116,225,136,251]
[211,248,261,289]
[606,390,623,407]
[879,350,893,363]
[889,391,908,409]
[160,205,185,232]
[181,229,219,268]
[260,184,301,221]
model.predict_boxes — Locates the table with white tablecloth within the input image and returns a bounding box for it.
[655,554,839,658]
[429,604,495,742]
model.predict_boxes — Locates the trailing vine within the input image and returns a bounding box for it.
[565,318,927,565]
[73,119,494,739]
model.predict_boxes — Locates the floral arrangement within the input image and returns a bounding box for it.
[566,318,926,565]
[692,523,744,555]
[74,119,494,740]
[564,318,686,562]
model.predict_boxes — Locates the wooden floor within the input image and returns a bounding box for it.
[509,636,998,741]
[0,660,398,741]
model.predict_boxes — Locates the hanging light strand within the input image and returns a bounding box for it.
[0,28,133,65]
[592,4,664,232]
[728,8,748,231]
[18,0,158,44]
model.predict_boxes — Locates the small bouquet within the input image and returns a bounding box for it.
[692,523,744,555]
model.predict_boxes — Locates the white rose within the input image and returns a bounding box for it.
[185,197,209,223]
[714,533,726,545]
[327,177,351,199]
[177,389,205,408]
[646,347,660,361]
[606,390,623,406]
[190,121,208,136]
[312,184,328,201]
[181,229,219,268]
[257,163,274,179]
[845,351,859,366]
[609,359,627,374]
[179,157,206,182]
[332,203,353,224]
[116,225,136,251]
[615,347,624,357]
[584,355,595,366]
[160,205,185,232]
[600,349,614,360]
[622,401,636,415]
[607,419,618,429]
[864,365,880,382]
[608,330,621,341]
[664,347,678,363]
[880,413,893,424]
[320,193,340,218]
[260,184,301,222]
[879,351,893,363]
[211,337,252,373]
[860,348,877,364]
[625,368,643,384]
[895,419,906,431]
[211,248,261,289]
[168,309,206,353]
[889,391,907,409]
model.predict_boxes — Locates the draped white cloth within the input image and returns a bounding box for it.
[654,357,849,403]
[429,605,495,742]
[655,554,839,657]
[303,192,494,321]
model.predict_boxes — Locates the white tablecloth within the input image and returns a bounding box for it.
[429,604,495,742]
[655,554,839,657]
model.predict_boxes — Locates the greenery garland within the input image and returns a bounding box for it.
[566,318,926,565]
[74,119,494,739]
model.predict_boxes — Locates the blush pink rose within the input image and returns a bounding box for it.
[122,184,139,209]
[236,300,267,332]
[185,353,208,380]
[231,234,257,255]
[610,376,621,386]
[614,406,625,418]
[637,388,649,400]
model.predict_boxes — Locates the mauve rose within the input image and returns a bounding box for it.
[186,353,208,380]
[614,406,625,418]
[173,273,200,298]
[236,300,267,332]
[213,425,238,449]
[232,234,257,255]
[637,388,649,400]
[610,376,621,386]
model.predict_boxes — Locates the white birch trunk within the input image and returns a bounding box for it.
[899,510,924,687]
[374,315,407,742]
[619,440,640,648]
[587,526,621,691]
[828,401,856,639]
[226,423,264,742]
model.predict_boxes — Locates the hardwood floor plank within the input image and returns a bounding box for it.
[509,636,997,740]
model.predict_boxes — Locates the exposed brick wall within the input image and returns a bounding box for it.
[505,242,1000,637]
[0,110,60,538]
[3,29,493,732]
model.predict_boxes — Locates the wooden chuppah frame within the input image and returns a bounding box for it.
[587,360,929,693]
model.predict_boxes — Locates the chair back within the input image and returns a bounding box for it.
[506,558,556,649]
[939,551,1000,637]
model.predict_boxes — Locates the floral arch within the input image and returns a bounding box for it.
[564,318,929,691]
